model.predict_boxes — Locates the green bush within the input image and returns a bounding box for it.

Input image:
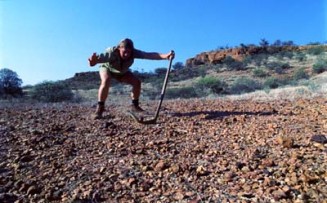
[154,67,167,76]
[222,56,246,71]
[165,87,198,99]
[229,77,262,94]
[195,76,227,95]
[263,77,287,89]
[312,59,327,74]
[242,56,253,66]
[252,68,268,78]
[170,66,206,81]
[307,45,325,55]
[31,81,74,102]
[295,52,307,62]
[292,68,309,80]
[213,64,224,72]
[266,62,291,74]
[252,54,269,66]
[281,51,294,59]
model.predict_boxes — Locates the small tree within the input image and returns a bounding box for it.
[154,67,167,76]
[0,68,23,97]
[172,62,184,70]
[282,40,295,46]
[259,38,269,47]
[272,40,282,47]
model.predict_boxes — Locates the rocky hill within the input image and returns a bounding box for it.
[185,44,323,67]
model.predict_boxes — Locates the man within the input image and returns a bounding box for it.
[88,38,174,119]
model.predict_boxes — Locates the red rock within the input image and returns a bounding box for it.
[272,189,287,201]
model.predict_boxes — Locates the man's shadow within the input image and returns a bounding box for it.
[172,109,278,120]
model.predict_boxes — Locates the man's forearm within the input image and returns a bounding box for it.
[144,52,168,60]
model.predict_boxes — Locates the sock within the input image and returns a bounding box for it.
[132,99,139,107]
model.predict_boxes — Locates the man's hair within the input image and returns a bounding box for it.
[118,38,134,50]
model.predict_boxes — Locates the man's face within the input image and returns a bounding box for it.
[119,46,132,60]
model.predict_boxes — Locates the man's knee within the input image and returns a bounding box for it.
[134,78,141,87]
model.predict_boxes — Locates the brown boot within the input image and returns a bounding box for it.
[130,104,145,112]
[131,99,144,112]
[93,103,105,119]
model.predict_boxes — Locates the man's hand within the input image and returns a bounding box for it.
[88,53,98,67]
[168,50,175,60]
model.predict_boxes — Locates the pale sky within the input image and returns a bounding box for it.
[1,0,326,85]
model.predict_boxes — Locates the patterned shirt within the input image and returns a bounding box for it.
[99,46,146,75]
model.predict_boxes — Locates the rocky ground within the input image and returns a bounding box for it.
[0,97,326,202]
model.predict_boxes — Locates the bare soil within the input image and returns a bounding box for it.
[0,97,326,202]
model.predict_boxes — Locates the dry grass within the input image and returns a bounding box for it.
[221,72,327,102]
[72,71,327,104]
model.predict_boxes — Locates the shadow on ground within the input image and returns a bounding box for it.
[172,110,278,120]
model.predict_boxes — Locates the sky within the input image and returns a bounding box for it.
[1,0,326,85]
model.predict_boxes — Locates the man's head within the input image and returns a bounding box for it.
[118,38,134,60]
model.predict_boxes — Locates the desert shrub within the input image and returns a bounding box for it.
[280,51,294,59]
[295,52,307,62]
[266,62,281,72]
[170,66,206,81]
[30,81,74,102]
[312,59,327,74]
[266,62,291,74]
[252,68,268,78]
[222,56,246,71]
[263,77,287,89]
[195,76,227,95]
[292,68,309,80]
[152,67,167,81]
[275,51,294,60]
[222,56,235,65]
[229,61,246,71]
[141,73,161,85]
[165,87,198,99]
[242,56,253,66]
[213,64,224,72]
[229,77,262,94]
[307,45,325,55]
[195,66,207,77]
[154,67,167,76]
[281,63,292,69]
[172,62,184,70]
[0,68,23,97]
[252,54,269,66]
